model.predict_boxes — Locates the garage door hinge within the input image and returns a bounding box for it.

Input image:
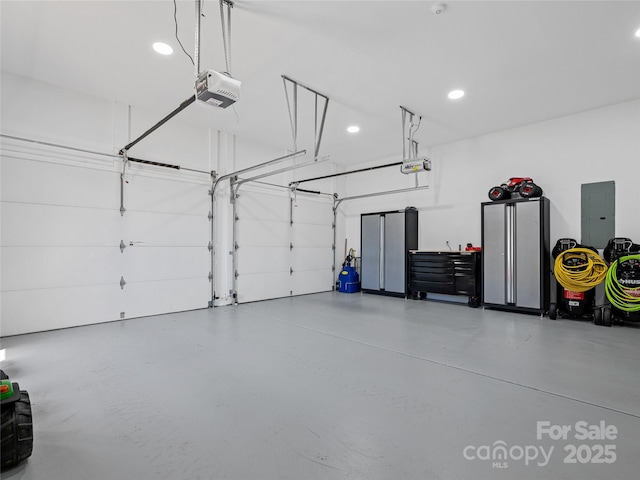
[331,244,335,251]
[235,242,239,250]
[120,240,127,253]
[234,271,239,279]
[235,214,239,222]
[208,188,214,196]
[208,271,213,282]
[120,276,127,290]
[208,211,213,221]
[290,267,293,275]
[208,241,213,252]
[290,242,294,251]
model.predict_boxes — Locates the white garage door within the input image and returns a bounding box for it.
[235,184,333,303]
[1,140,211,335]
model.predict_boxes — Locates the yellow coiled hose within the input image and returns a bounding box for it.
[554,248,608,292]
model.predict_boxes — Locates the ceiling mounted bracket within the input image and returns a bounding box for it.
[219,0,234,75]
[400,106,431,174]
[400,105,422,161]
[282,75,329,160]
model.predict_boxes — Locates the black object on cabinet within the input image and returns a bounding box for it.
[408,251,481,307]
[361,208,418,297]
[481,197,550,314]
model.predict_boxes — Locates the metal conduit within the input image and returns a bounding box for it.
[0,134,118,159]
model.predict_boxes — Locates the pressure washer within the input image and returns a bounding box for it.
[549,238,608,323]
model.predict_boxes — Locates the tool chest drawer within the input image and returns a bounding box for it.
[408,251,481,306]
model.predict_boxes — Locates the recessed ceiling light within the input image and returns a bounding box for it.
[152,42,174,55]
[347,126,360,133]
[635,28,640,38]
[448,89,465,100]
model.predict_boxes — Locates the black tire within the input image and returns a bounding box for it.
[0,390,34,469]
[519,181,540,198]
[549,303,557,320]
[468,296,480,308]
[602,307,612,327]
[488,186,510,201]
[593,307,603,325]
[534,185,544,197]
[419,291,427,300]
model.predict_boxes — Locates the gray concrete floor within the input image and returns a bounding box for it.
[1,292,639,480]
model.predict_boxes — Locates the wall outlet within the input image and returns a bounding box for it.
[120,312,125,319]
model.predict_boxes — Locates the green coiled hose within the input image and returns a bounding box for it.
[605,254,640,312]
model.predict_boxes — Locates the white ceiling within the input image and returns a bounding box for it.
[2,0,640,166]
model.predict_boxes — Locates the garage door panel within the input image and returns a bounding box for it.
[291,247,333,271]
[236,190,290,222]
[291,223,333,247]
[291,269,333,296]
[237,246,290,275]
[1,246,121,291]
[0,285,123,336]
[122,278,210,319]
[237,272,291,303]
[291,197,333,224]
[123,211,209,247]
[1,202,121,246]
[0,156,119,208]
[124,173,210,216]
[237,218,289,248]
[122,247,210,281]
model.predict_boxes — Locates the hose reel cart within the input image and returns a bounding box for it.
[549,239,608,324]
[603,238,640,325]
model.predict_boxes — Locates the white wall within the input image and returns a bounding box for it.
[340,99,640,257]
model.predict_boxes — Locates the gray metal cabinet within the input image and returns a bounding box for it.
[361,208,418,297]
[481,197,550,314]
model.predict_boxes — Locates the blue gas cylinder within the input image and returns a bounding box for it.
[338,266,360,293]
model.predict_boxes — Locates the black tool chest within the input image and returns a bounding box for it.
[408,251,481,307]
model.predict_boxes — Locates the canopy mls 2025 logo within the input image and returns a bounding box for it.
[463,420,618,469]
